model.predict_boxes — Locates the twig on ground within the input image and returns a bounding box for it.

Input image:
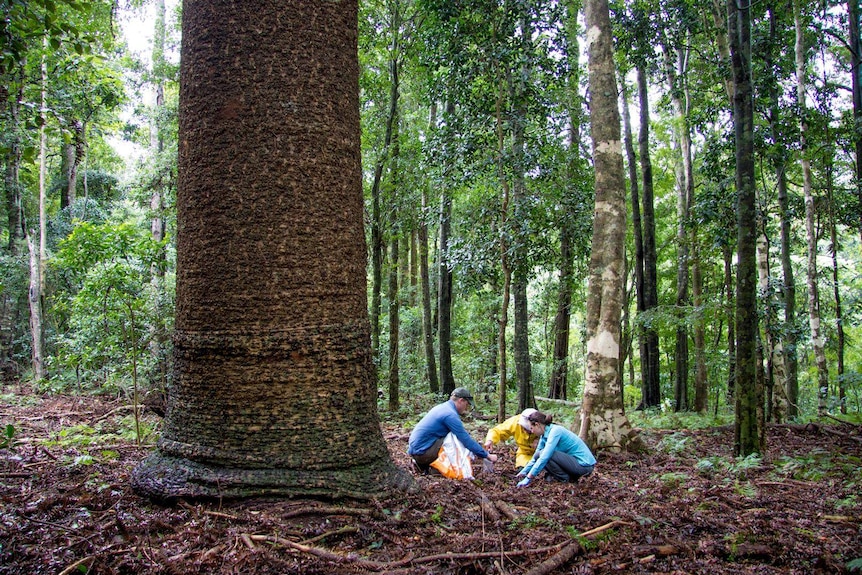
[58,555,95,575]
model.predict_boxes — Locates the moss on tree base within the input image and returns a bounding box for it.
[132,452,417,503]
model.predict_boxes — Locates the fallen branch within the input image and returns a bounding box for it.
[281,505,372,519]
[578,519,630,538]
[299,525,359,545]
[522,541,581,575]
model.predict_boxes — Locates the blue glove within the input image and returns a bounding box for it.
[517,476,531,488]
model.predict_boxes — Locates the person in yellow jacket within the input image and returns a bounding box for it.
[484,408,539,469]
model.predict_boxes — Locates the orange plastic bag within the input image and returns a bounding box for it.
[429,433,474,480]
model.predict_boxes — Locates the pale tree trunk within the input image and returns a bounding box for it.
[132,0,413,500]
[767,6,796,421]
[795,1,829,415]
[579,0,642,452]
[723,244,736,400]
[729,0,765,456]
[757,231,788,422]
[27,233,43,381]
[29,46,48,382]
[661,43,692,412]
[420,104,439,394]
[637,66,661,409]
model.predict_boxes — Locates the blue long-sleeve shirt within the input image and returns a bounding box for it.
[521,423,596,477]
[407,400,490,459]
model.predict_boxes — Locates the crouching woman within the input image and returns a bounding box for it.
[516,411,596,486]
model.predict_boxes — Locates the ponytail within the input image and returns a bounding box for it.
[528,411,553,425]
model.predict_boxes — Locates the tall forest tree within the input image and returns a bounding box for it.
[729,0,765,455]
[132,0,413,499]
[579,0,641,451]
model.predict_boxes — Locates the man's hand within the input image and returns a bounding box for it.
[486,453,498,463]
[484,440,493,450]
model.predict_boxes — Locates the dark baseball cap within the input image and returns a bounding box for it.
[451,387,475,408]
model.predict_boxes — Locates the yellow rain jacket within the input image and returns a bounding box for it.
[484,415,537,468]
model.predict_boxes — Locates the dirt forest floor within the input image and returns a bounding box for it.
[1,388,861,575]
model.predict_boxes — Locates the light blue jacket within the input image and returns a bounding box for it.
[407,400,489,458]
[521,423,596,477]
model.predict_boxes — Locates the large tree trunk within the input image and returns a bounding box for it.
[132,0,413,500]
[795,0,829,415]
[729,0,765,456]
[579,0,641,452]
[637,67,661,409]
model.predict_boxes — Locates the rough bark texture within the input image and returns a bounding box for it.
[132,0,413,500]
[729,0,765,456]
[579,0,641,453]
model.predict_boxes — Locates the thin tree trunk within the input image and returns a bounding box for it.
[767,6,795,421]
[512,12,534,413]
[370,52,400,365]
[723,243,736,399]
[438,102,456,395]
[757,231,777,421]
[637,67,661,409]
[848,0,862,242]
[621,77,647,409]
[150,0,168,393]
[795,0,829,415]
[420,104,439,394]
[661,43,692,413]
[495,61,512,421]
[827,155,845,413]
[27,232,43,381]
[579,0,641,452]
[387,64,401,411]
[692,247,708,412]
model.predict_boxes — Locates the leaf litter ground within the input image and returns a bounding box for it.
[1,387,860,575]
